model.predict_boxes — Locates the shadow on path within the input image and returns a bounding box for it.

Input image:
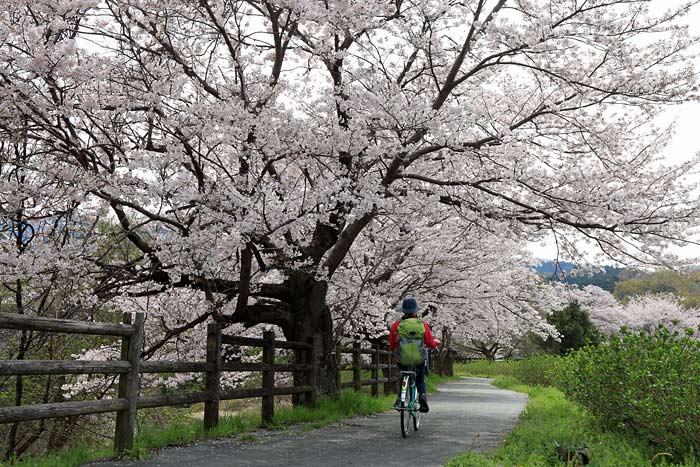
[86,377,527,467]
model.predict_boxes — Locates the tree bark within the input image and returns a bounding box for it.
[233,269,338,402]
[280,271,337,402]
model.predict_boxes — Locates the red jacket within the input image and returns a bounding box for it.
[389,318,440,351]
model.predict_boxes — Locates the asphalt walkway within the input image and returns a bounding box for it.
[86,377,527,467]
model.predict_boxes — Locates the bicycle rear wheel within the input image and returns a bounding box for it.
[413,410,421,431]
[400,408,410,437]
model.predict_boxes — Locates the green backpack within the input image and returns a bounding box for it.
[397,318,427,366]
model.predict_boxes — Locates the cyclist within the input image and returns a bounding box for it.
[389,297,439,412]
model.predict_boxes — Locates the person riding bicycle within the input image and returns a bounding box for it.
[389,297,439,413]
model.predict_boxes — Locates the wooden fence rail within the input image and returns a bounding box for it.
[334,341,455,395]
[1,312,452,457]
[0,313,316,456]
[333,341,398,396]
[0,312,143,453]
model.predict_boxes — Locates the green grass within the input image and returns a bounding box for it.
[129,410,262,459]
[446,375,698,467]
[0,444,113,467]
[3,371,459,467]
[269,389,395,428]
[455,360,518,378]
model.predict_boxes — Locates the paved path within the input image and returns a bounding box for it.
[86,377,527,467]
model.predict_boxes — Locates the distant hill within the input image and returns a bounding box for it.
[534,260,576,275]
[612,269,700,308]
[534,261,626,292]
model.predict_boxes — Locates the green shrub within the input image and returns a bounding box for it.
[560,325,700,459]
[457,356,564,387]
[447,382,698,467]
[512,354,563,387]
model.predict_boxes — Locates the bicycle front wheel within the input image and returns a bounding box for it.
[411,384,420,431]
[400,408,410,437]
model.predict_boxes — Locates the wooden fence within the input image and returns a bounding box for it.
[334,341,397,396]
[333,342,455,394]
[0,312,315,455]
[0,312,453,456]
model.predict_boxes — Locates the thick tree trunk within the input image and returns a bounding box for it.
[431,327,454,376]
[471,340,500,361]
[483,349,497,361]
[233,268,339,402]
[279,271,338,403]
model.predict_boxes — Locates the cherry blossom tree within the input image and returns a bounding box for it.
[1,0,700,398]
[0,132,110,459]
[544,283,700,338]
[620,293,700,332]
[327,207,559,360]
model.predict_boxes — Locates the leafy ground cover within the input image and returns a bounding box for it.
[450,362,698,467]
[454,356,562,386]
[1,373,457,467]
[559,326,700,458]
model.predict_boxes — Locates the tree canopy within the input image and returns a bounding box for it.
[1,0,699,393]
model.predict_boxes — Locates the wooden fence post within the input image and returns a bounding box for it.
[370,344,378,397]
[382,344,392,395]
[352,341,361,392]
[334,341,341,395]
[432,349,442,376]
[387,347,395,395]
[204,323,222,431]
[305,336,317,407]
[446,349,455,376]
[114,312,144,455]
[261,330,275,425]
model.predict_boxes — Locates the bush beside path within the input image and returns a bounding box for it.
[84,378,527,467]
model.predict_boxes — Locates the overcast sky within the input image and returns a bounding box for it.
[657,1,700,163]
[529,1,700,263]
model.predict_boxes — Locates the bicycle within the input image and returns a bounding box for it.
[395,368,421,437]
